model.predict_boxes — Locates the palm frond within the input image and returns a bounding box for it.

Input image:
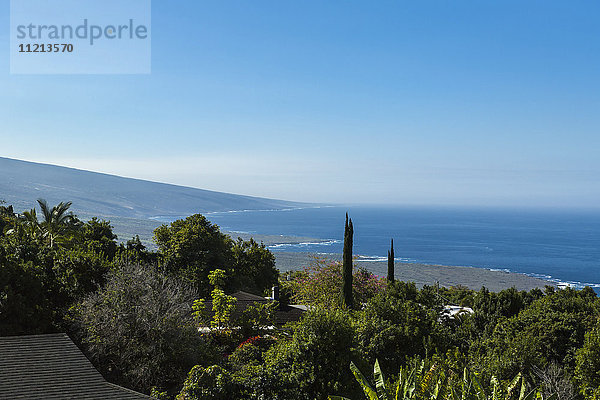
[37,198,53,223]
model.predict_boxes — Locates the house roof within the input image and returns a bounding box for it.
[204,291,306,326]
[274,304,307,325]
[0,333,151,400]
[232,291,269,302]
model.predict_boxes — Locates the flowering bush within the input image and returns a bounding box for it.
[286,257,386,308]
[237,335,262,349]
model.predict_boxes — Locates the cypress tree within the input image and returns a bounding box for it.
[387,238,395,282]
[342,213,354,309]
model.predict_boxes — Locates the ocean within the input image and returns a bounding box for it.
[202,206,600,290]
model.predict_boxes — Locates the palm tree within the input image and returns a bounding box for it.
[19,208,41,238]
[36,199,80,248]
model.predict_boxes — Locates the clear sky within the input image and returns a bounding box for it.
[1,1,599,208]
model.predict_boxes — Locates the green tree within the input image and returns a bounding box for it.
[154,214,234,295]
[0,248,53,335]
[51,247,112,307]
[231,237,278,295]
[177,365,236,400]
[387,239,394,283]
[0,203,15,237]
[127,235,145,252]
[192,309,358,400]
[18,208,42,239]
[471,287,598,381]
[7,208,116,312]
[576,321,600,399]
[116,235,157,265]
[342,213,354,309]
[468,287,542,339]
[261,308,357,400]
[154,214,280,297]
[355,286,444,374]
[36,199,81,248]
[78,218,118,260]
[208,269,237,328]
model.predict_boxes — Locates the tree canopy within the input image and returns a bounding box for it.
[154,214,278,296]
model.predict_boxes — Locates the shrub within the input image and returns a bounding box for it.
[260,308,358,400]
[471,288,598,381]
[287,257,385,309]
[71,263,216,393]
[355,286,445,374]
[177,365,236,400]
[576,321,600,399]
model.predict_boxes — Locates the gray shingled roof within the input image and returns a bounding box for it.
[0,333,151,400]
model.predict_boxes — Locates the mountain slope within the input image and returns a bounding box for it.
[0,157,307,219]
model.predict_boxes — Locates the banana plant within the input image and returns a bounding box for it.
[329,359,557,400]
[328,360,383,400]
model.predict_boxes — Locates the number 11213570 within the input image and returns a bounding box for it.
[19,43,74,53]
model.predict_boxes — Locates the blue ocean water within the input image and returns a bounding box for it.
[202,206,600,290]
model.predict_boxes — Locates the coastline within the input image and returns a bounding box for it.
[273,251,555,292]
[227,232,556,292]
[99,218,558,292]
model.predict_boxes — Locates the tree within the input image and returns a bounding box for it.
[116,235,157,265]
[51,247,112,307]
[231,238,278,295]
[71,263,216,393]
[0,248,53,335]
[471,288,598,381]
[182,308,359,400]
[0,203,15,237]
[78,218,118,260]
[261,308,357,400]
[23,199,81,248]
[207,269,237,329]
[355,287,443,374]
[576,321,600,399]
[387,239,394,282]
[288,258,384,309]
[154,214,280,297]
[126,235,146,252]
[18,208,41,239]
[177,365,235,400]
[154,214,234,295]
[342,213,354,309]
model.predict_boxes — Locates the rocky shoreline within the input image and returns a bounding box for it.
[273,251,554,292]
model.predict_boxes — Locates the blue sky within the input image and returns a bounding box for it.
[1,1,599,208]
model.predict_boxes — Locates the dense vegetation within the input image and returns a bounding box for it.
[1,199,599,399]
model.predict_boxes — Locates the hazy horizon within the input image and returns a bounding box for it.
[3,156,599,212]
[2,2,599,208]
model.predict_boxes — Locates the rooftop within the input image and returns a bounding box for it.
[0,333,151,400]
